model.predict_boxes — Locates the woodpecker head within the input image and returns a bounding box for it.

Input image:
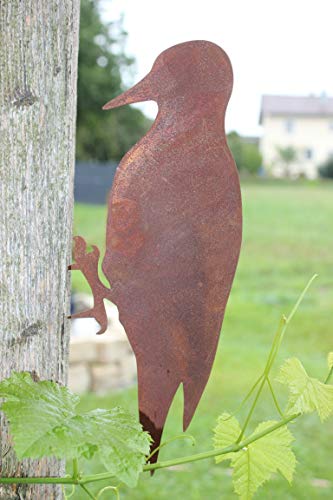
[103,40,233,110]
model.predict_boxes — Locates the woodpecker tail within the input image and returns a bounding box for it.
[138,371,210,469]
[137,365,180,466]
[182,375,210,431]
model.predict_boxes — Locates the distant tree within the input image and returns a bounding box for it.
[318,157,333,179]
[227,132,262,174]
[241,142,263,174]
[77,0,152,162]
[227,132,243,170]
[275,146,298,177]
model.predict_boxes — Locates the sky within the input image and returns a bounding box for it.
[101,0,333,137]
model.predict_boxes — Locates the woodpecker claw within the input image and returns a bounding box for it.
[68,236,113,334]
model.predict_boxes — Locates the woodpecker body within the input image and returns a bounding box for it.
[71,41,242,461]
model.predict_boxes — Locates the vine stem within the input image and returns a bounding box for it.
[72,458,79,481]
[143,413,299,472]
[0,413,299,486]
[325,366,333,385]
[267,377,284,417]
[92,413,300,479]
[236,316,286,442]
[80,483,97,499]
[0,477,75,485]
[236,275,317,442]
[236,376,266,443]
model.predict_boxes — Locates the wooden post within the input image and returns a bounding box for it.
[0,1,80,498]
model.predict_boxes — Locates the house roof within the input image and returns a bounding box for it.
[259,94,333,124]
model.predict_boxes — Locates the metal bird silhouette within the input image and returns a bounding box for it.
[70,40,242,462]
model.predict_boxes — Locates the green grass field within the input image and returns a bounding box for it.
[71,181,333,499]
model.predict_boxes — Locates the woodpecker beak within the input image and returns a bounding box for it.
[102,74,153,110]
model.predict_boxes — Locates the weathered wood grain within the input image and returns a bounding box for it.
[0,1,80,498]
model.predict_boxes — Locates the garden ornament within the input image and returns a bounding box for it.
[69,40,242,462]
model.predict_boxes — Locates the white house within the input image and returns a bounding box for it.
[259,94,333,178]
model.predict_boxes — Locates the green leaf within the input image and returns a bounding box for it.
[213,412,241,463]
[276,358,333,421]
[0,371,79,458]
[328,352,333,371]
[213,414,296,499]
[231,422,296,499]
[0,372,151,487]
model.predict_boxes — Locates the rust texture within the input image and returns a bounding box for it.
[70,40,242,461]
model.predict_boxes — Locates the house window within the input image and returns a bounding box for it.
[304,148,313,159]
[285,119,294,133]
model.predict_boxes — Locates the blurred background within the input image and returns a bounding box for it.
[70,1,333,498]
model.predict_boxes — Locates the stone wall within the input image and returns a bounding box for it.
[69,294,137,394]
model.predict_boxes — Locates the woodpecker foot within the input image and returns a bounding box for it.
[69,236,112,334]
[68,303,109,335]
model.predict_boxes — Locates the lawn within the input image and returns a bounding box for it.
[71,180,333,499]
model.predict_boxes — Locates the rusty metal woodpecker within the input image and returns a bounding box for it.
[69,40,242,463]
